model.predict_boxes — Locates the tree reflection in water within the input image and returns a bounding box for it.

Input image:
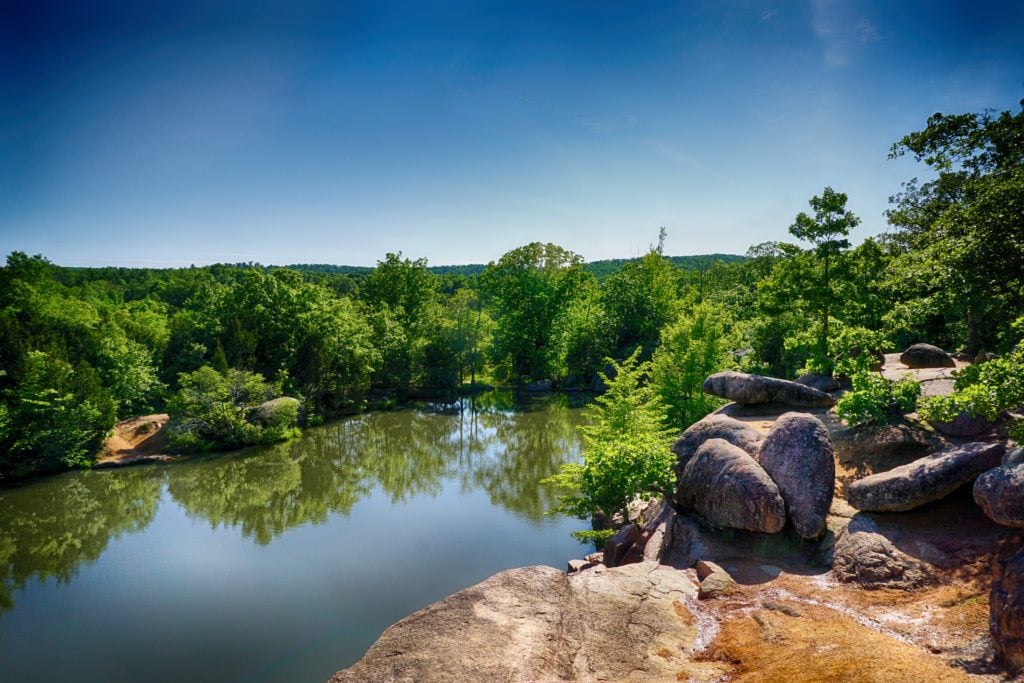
[0,390,586,612]
[0,467,162,614]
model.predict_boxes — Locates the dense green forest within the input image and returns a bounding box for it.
[1,101,1022,482]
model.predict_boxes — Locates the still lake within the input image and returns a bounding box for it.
[0,392,588,682]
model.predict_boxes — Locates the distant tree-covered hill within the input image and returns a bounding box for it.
[284,253,746,280]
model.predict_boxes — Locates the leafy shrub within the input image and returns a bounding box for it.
[918,344,1024,439]
[167,366,299,453]
[837,365,920,426]
[1,351,116,476]
[651,302,733,429]
[543,349,674,543]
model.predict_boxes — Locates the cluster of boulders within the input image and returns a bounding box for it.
[673,413,836,539]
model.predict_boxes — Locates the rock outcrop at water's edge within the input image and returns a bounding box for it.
[331,362,1024,682]
[702,371,835,407]
[328,562,715,683]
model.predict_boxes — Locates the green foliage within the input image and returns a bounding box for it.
[918,345,1024,438]
[167,367,298,453]
[836,362,921,426]
[788,187,860,363]
[482,242,593,380]
[651,302,733,429]
[2,351,115,476]
[886,100,1024,353]
[602,238,680,352]
[544,349,674,531]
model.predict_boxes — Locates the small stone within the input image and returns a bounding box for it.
[698,571,737,600]
[567,559,592,573]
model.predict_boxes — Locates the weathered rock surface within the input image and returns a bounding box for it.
[1004,447,1024,467]
[992,546,1024,674]
[702,371,835,407]
[676,439,786,533]
[603,523,640,567]
[846,442,1005,512]
[795,373,841,393]
[974,464,1024,528]
[929,411,991,438]
[697,569,737,600]
[832,516,933,589]
[899,343,956,369]
[328,562,704,683]
[830,421,939,466]
[758,413,835,539]
[670,414,763,475]
[247,396,300,427]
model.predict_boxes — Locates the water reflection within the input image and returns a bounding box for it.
[0,391,585,611]
[166,392,586,542]
[0,467,162,612]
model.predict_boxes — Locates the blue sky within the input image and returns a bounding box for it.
[2,1,1022,267]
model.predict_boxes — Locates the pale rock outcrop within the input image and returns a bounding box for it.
[328,562,706,683]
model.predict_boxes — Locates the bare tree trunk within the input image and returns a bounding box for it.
[967,305,979,356]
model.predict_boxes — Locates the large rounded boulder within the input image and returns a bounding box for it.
[670,414,763,476]
[899,343,955,369]
[758,412,835,539]
[247,396,301,428]
[675,438,786,534]
[846,441,1004,512]
[702,371,834,407]
[974,465,1024,528]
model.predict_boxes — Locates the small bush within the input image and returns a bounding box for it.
[167,366,300,453]
[918,344,1024,439]
[837,365,920,426]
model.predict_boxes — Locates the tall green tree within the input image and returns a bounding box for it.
[789,187,860,366]
[601,231,680,353]
[481,242,592,380]
[887,100,1024,353]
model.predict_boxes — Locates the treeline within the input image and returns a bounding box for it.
[1,99,1021,481]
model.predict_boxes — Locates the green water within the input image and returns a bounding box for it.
[0,392,588,682]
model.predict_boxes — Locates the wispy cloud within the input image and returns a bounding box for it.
[759,8,779,24]
[810,0,880,67]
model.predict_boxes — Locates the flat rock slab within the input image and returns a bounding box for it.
[328,562,711,683]
[847,442,1005,512]
[702,371,835,408]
